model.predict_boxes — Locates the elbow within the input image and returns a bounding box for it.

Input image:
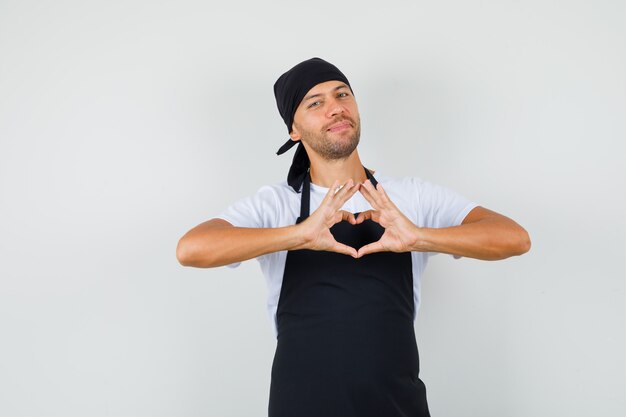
[176,236,220,268]
[176,237,204,267]
[508,227,531,257]
[488,228,531,260]
[176,237,193,266]
[176,219,233,268]
[520,229,532,254]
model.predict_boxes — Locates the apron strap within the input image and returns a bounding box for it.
[297,168,311,224]
[365,167,378,188]
[297,166,377,223]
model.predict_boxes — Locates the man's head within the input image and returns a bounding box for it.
[290,79,361,161]
[274,57,361,191]
[274,58,354,132]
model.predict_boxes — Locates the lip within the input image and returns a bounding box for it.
[326,121,351,132]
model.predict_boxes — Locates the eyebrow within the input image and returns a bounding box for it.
[303,84,349,102]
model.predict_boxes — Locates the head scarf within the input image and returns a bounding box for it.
[274,57,353,192]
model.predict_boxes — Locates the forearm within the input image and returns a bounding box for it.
[177,221,305,268]
[411,217,531,261]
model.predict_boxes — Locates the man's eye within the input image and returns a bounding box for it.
[308,101,321,108]
[338,92,349,97]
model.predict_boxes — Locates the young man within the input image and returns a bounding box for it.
[177,57,531,417]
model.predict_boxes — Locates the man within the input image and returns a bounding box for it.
[176,57,531,417]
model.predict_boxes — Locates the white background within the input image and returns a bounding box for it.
[1,1,624,416]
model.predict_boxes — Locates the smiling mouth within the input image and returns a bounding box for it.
[327,121,352,132]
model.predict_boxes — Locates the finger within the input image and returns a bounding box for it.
[339,210,357,224]
[355,210,378,224]
[362,181,399,214]
[355,210,371,224]
[375,183,395,206]
[333,210,355,224]
[322,179,353,213]
[321,179,342,205]
[361,179,384,207]
[375,183,387,199]
[357,240,387,258]
[332,179,359,208]
[358,182,381,210]
[332,241,358,258]
[333,178,354,195]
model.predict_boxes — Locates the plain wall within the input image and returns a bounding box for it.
[1,1,624,416]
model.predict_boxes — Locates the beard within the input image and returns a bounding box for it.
[297,116,361,161]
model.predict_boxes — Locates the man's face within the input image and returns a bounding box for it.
[290,80,361,161]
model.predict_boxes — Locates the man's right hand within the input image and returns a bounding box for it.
[176,179,361,268]
[293,179,360,258]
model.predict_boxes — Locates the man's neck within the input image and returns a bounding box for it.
[308,151,371,188]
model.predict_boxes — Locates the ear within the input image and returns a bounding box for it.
[289,125,302,142]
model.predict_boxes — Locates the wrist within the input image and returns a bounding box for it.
[409,225,430,252]
[288,223,311,251]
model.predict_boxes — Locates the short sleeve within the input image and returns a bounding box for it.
[214,185,280,268]
[413,178,478,257]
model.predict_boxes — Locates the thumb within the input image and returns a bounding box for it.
[357,240,386,258]
[332,241,358,258]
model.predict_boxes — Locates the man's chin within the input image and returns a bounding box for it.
[327,141,360,160]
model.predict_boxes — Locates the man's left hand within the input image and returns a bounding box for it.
[355,179,532,260]
[354,179,419,258]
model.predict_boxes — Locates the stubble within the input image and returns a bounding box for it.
[297,117,361,161]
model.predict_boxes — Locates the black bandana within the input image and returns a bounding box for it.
[273,57,353,192]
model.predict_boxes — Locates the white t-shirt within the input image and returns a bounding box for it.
[216,171,478,339]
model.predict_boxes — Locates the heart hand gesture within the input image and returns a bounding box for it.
[355,179,418,258]
[295,179,360,258]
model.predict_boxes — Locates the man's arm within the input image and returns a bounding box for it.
[176,218,305,268]
[412,206,531,260]
[176,179,361,268]
[355,180,531,260]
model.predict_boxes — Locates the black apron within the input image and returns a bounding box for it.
[268,167,430,417]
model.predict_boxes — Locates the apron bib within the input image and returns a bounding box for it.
[268,167,430,417]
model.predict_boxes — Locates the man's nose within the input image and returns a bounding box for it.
[326,98,345,118]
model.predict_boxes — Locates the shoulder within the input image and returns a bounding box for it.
[256,180,300,203]
[239,180,297,203]
[251,180,302,227]
[216,180,298,228]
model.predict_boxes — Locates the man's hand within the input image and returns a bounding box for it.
[294,179,360,258]
[354,179,531,260]
[355,180,418,258]
[177,178,363,268]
